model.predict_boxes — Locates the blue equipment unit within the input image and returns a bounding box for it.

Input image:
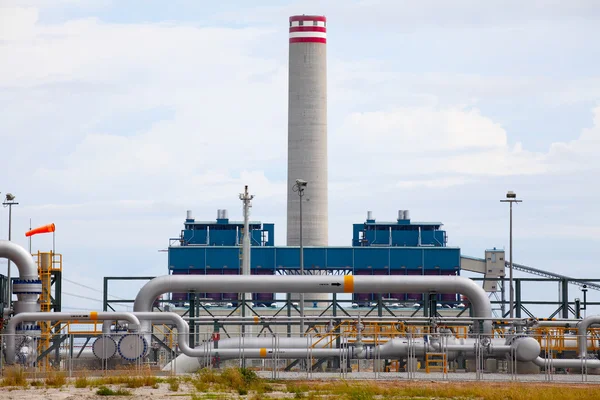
[168,210,460,306]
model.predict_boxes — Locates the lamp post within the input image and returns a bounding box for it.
[3,193,19,305]
[293,179,307,335]
[500,191,522,319]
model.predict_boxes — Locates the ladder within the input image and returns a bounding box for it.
[425,352,448,373]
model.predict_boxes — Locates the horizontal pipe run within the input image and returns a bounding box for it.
[134,275,492,334]
[5,312,141,364]
[534,356,600,369]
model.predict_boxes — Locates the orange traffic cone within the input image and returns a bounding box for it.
[25,223,55,237]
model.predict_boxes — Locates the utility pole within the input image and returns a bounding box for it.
[500,191,522,319]
[293,179,307,335]
[239,185,254,342]
[3,193,18,306]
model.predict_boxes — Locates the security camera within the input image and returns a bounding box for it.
[506,191,516,199]
[295,179,308,187]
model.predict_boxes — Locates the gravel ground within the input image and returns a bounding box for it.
[1,374,600,399]
[256,370,600,383]
[0,384,187,399]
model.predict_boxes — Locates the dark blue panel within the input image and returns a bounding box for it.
[325,248,353,268]
[206,248,239,270]
[390,248,423,269]
[303,247,326,269]
[423,249,460,270]
[353,248,389,270]
[274,247,300,269]
[390,231,418,246]
[170,246,461,273]
[169,247,207,271]
[252,247,276,271]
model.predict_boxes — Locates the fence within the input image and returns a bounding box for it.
[1,330,600,384]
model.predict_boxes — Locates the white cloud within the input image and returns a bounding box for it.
[331,104,600,183]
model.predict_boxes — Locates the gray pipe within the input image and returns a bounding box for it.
[532,315,600,369]
[5,312,141,364]
[0,241,38,280]
[133,275,492,334]
[533,356,600,369]
[0,241,41,315]
[578,315,600,358]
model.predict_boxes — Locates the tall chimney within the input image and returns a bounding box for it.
[286,14,328,247]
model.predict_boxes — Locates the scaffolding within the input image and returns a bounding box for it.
[33,251,62,368]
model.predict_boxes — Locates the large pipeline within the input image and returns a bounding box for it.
[5,312,141,364]
[133,275,492,335]
[533,314,600,369]
[162,334,542,373]
[0,241,41,316]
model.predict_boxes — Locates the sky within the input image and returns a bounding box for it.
[0,0,599,316]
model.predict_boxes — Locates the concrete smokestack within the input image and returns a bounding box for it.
[287,14,328,247]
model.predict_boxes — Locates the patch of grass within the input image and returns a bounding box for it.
[191,367,271,396]
[124,376,144,388]
[220,367,245,389]
[74,374,89,388]
[89,373,159,389]
[287,382,310,397]
[167,377,180,392]
[96,386,132,396]
[192,380,209,392]
[1,366,27,387]
[312,381,600,400]
[44,369,67,388]
[196,368,221,385]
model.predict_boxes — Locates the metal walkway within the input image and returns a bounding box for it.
[508,261,600,291]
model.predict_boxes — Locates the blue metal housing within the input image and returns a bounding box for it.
[168,212,460,306]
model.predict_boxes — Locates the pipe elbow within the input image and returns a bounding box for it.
[0,241,38,280]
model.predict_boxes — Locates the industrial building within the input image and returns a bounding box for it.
[168,209,460,307]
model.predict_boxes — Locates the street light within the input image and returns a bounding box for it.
[3,193,19,306]
[500,191,522,318]
[293,179,307,335]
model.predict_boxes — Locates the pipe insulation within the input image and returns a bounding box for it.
[5,312,141,364]
[0,241,41,315]
[134,275,492,334]
[531,315,600,369]
[577,315,600,358]
[163,336,540,374]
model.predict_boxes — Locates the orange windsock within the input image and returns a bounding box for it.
[25,223,55,237]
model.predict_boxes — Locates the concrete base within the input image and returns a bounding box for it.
[465,359,498,373]
[406,357,419,372]
[508,361,540,374]
[485,359,498,373]
[465,359,477,372]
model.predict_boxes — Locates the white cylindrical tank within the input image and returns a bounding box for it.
[404,210,410,220]
[397,210,405,221]
[367,211,373,221]
[186,210,193,220]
